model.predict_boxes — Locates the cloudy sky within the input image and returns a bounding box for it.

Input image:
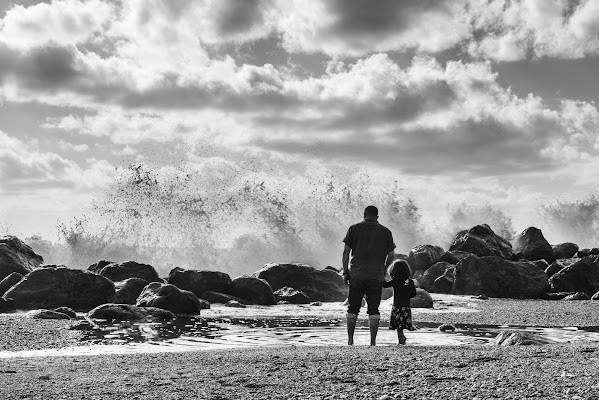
[1,0,599,243]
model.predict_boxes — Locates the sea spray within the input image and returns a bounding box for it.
[22,163,540,278]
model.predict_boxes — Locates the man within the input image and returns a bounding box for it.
[342,205,395,346]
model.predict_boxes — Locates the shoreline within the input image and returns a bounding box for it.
[3,295,599,353]
[1,295,599,398]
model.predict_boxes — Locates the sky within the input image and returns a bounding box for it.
[1,0,599,246]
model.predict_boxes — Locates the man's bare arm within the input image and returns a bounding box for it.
[385,250,395,268]
[342,244,351,274]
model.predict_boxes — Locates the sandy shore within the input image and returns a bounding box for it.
[1,296,599,399]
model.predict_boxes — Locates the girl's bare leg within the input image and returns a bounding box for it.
[397,329,406,345]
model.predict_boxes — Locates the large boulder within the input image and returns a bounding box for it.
[168,268,231,298]
[98,261,162,283]
[494,330,552,346]
[201,291,250,305]
[25,309,71,319]
[87,303,175,321]
[545,258,578,279]
[0,236,43,281]
[253,263,347,302]
[513,227,556,264]
[432,267,455,294]
[407,245,445,273]
[136,282,202,315]
[449,224,515,260]
[410,288,433,308]
[439,250,471,265]
[419,262,454,292]
[113,278,150,304]
[451,255,549,298]
[273,287,311,304]
[552,243,579,260]
[2,266,116,310]
[0,272,24,297]
[228,275,276,305]
[88,260,115,274]
[0,298,14,313]
[562,292,590,301]
[548,257,599,296]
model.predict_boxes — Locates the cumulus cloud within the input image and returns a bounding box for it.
[0,0,115,49]
[252,54,599,175]
[0,130,113,191]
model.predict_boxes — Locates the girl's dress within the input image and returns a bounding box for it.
[383,277,417,330]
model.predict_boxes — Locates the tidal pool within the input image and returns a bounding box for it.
[2,316,599,358]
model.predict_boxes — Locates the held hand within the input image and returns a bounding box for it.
[343,273,350,285]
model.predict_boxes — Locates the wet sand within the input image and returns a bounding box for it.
[1,295,599,399]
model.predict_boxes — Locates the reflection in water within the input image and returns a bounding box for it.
[77,317,599,349]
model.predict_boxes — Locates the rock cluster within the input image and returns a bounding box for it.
[2,222,598,321]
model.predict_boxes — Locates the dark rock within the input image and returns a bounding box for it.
[199,299,210,309]
[419,262,454,292]
[407,245,445,273]
[273,287,311,304]
[432,267,455,294]
[449,224,515,259]
[3,266,116,310]
[593,248,599,255]
[541,292,577,300]
[87,303,175,321]
[494,330,552,346]
[412,269,425,286]
[578,248,592,257]
[113,278,150,304]
[439,250,471,265]
[54,306,76,318]
[0,298,14,313]
[88,260,115,274]
[475,294,489,300]
[201,291,250,305]
[451,255,549,298]
[324,266,340,273]
[26,309,71,319]
[0,236,43,282]
[228,275,276,305]
[545,258,578,279]
[410,288,433,308]
[549,257,599,296]
[99,261,161,283]
[0,272,24,297]
[513,227,556,264]
[545,263,563,279]
[136,282,202,315]
[532,259,549,270]
[437,324,456,332]
[552,243,579,259]
[253,263,347,302]
[225,300,246,308]
[168,268,231,298]
[310,301,322,306]
[562,292,590,300]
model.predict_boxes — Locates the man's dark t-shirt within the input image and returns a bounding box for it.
[343,219,395,282]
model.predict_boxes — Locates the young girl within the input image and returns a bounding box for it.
[383,259,417,345]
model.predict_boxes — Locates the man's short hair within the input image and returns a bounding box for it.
[364,205,378,218]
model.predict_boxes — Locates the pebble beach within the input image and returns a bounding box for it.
[1,296,599,399]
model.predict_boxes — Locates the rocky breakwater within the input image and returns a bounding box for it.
[403,223,599,301]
